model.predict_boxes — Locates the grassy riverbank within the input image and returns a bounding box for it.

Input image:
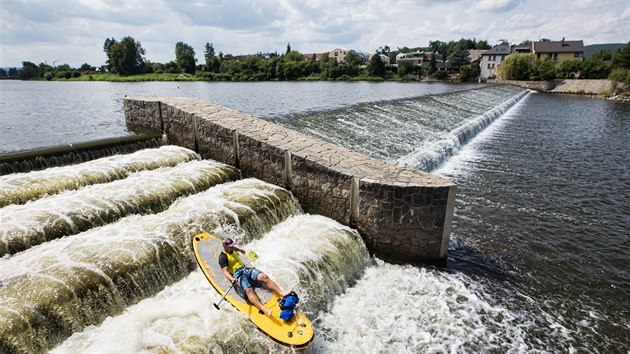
[53,72,422,82]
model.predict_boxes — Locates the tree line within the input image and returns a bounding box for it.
[0,36,491,81]
[2,36,629,87]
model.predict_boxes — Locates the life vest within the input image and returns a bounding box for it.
[222,250,245,275]
[279,291,299,321]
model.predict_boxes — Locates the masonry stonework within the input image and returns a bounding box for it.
[124,97,456,264]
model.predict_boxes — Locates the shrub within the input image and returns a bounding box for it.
[435,70,449,80]
[459,65,473,82]
[71,70,81,78]
[44,73,54,81]
[336,74,352,81]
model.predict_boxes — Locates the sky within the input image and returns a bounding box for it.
[1,0,629,68]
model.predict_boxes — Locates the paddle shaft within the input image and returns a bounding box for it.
[213,251,257,310]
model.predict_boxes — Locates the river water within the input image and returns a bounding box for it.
[0,81,628,353]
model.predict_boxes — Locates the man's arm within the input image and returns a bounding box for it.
[222,267,237,284]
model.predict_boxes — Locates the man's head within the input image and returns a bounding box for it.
[222,237,235,251]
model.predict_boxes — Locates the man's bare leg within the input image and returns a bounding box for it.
[245,288,272,316]
[256,272,290,297]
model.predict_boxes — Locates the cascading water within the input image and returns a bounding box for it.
[50,214,370,354]
[0,178,302,353]
[0,159,240,256]
[0,145,199,207]
[274,85,528,171]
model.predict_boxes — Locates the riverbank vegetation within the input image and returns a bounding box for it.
[1,36,628,91]
[0,36,489,82]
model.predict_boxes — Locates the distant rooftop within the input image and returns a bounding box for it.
[533,40,584,53]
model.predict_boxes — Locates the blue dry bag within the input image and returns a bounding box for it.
[279,291,299,321]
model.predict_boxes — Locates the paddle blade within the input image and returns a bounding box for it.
[213,303,220,310]
[248,250,258,261]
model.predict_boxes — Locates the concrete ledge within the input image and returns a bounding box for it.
[124,96,457,264]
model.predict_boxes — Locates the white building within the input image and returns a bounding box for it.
[329,48,349,62]
[479,44,511,80]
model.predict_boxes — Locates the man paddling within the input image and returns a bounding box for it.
[219,237,290,316]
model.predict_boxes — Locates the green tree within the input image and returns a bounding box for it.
[20,61,39,80]
[80,63,95,72]
[107,36,146,75]
[580,57,610,79]
[284,50,304,62]
[286,43,292,55]
[558,59,582,78]
[368,53,385,77]
[428,40,447,56]
[38,62,54,77]
[204,42,220,72]
[175,42,196,74]
[447,44,470,71]
[500,53,534,80]
[612,42,630,69]
[459,64,479,82]
[103,37,117,71]
[0,68,7,79]
[428,55,437,75]
[530,59,556,80]
[591,49,612,61]
[397,60,414,77]
[344,51,360,67]
[163,61,180,74]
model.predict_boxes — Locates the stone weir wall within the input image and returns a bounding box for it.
[124,97,456,264]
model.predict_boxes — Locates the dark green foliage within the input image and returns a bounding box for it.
[397,60,414,77]
[500,53,534,80]
[368,53,385,77]
[447,44,471,70]
[558,59,583,78]
[0,68,7,78]
[580,57,611,79]
[163,61,180,74]
[80,63,95,73]
[105,36,146,75]
[175,42,196,74]
[612,42,630,69]
[44,72,53,81]
[204,42,220,73]
[590,49,612,61]
[435,70,449,79]
[530,59,557,80]
[20,61,39,80]
[459,64,479,82]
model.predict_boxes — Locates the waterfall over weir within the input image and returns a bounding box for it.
[274,85,529,171]
[0,159,240,256]
[0,145,199,208]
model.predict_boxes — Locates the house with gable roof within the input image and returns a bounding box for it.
[532,38,584,63]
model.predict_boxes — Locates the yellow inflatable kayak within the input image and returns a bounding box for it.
[192,232,314,349]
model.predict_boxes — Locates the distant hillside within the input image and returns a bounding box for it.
[584,43,626,58]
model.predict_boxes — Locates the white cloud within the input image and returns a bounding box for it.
[1,0,628,67]
[474,0,522,13]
